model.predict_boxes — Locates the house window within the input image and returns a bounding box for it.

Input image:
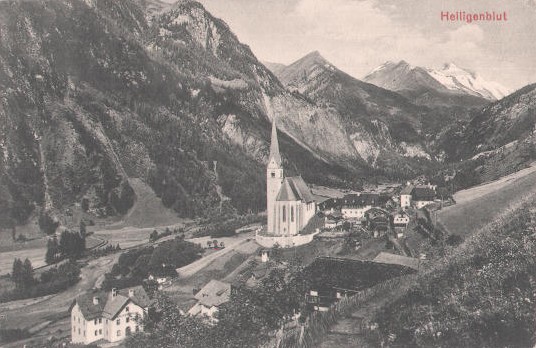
[78,328,80,335]
[99,318,102,324]
[126,327,132,336]
[116,319,120,325]
[271,172,275,178]
[282,206,286,222]
[117,330,121,337]
[95,330,98,336]
[290,206,294,222]
[99,329,102,334]
[126,306,129,312]
[126,317,130,323]
[94,319,97,325]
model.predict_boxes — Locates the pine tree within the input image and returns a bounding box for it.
[45,237,59,264]
[11,258,23,289]
[22,258,34,289]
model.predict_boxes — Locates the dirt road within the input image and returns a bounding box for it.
[177,233,254,278]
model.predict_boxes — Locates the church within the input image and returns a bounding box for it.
[265,119,317,237]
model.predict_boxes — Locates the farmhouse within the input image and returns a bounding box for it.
[69,286,150,345]
[412,187,436,209]
[304,257,416,311]
[393,212,410,228]
[188,279,231,322]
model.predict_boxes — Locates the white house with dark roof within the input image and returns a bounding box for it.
[69,286,150,345]
[400,186,414,209]
[188,279,231,322]
[265,118,317,238]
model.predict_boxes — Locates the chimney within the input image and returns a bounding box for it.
[93,296,99,305]
[128,289,134,298]
[112,288,117,297]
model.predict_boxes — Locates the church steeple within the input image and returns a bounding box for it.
[268,118,282,167]
[267,117,284,234]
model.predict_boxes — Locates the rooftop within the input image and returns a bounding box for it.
[306,257,415,292]
[412,187,436,201]
[194,279,231,308]
[276,176,315,203]
[71,286,151,320]
[373,252,421,270]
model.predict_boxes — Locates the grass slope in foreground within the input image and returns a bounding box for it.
[374,195,536,347]
[437,164,536,237]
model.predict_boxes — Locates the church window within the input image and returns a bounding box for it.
[282,206,286,222]
[291,206,294,222]
[271,172,275,178]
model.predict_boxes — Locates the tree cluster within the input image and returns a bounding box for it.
[2,259,81,303]
[45,230,86,264]
[101,237,203,291]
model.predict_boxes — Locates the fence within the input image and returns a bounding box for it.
[276,274,417,348]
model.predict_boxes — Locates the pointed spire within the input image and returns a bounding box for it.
[269,117,282,166]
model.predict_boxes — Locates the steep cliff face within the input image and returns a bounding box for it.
[271,51,435,173]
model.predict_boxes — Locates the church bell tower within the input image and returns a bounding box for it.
[267,118,283,234]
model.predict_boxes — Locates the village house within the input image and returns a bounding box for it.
[412,186,436,209]
[188,279,231,322]
[399,186,413,209]
[393,212,410,228]
[341,193,382,220]
[364,208,391,237]
[69,286,150,345]
[317,197,340,213]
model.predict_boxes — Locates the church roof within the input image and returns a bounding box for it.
[276,176,315,203]
[268,118,282,166]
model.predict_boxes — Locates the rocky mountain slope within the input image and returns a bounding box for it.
[270,51,438,175]
[435,83,536,185]
[0,0,366,230]
[363,60,508,107]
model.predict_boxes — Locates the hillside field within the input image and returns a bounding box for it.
[437,163,536,236]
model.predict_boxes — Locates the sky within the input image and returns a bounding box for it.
[195,0,536,90]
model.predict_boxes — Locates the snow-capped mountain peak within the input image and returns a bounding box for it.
[427,63,510,100]
[364,60,511,102]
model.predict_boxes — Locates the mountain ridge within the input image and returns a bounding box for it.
[363,60,509,107]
